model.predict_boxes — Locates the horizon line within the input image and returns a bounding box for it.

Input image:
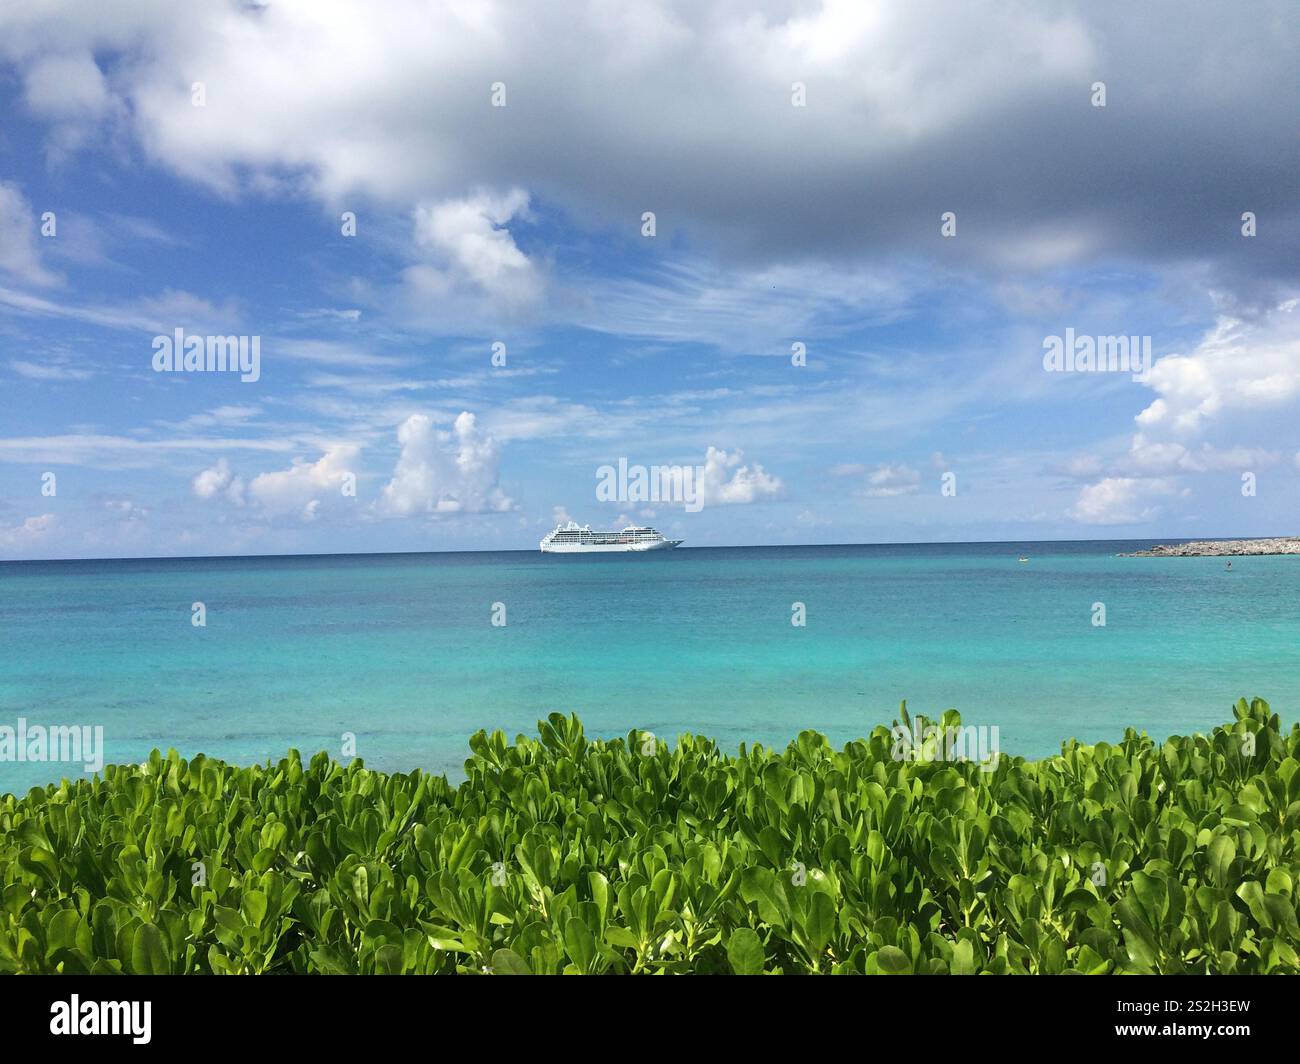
[4,532,1296,566]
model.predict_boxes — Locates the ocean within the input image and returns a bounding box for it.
[2,540,1296,794]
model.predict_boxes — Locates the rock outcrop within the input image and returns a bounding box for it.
[1120,538,1300,557]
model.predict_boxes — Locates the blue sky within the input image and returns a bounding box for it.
[1,0,1297,559]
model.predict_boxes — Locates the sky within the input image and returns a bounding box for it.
[0,0,1297,559]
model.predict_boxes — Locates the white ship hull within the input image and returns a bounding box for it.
[541,538,682,554]
[539,522,683,553]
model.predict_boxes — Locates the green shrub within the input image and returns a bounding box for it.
[1,697,1297,974]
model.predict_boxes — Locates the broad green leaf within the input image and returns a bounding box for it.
[131,923,168,976]
[490,948,532,975]
[739,867,789,928]
[951,938,976,975]
[563,916,596,973]
[873,946,913,975]
[726,928,764,975]
[1208,835,1236,887]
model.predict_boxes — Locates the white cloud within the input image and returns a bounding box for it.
[0,283,237,334]
[192,458,246,506]
[277,339,409,369]
[829,462,922,495]
[1060,454,1105,481]
[0,181,58,286]
[376,412,513,516]
[1067,477,1178,525]
[193,446,359,520]
[0,432,295,469]
[23,51,111,118]
[1135,303,1300,435]
[297,307,362,323]
[104,498,147,521]
[863,463,921,498]
[4,0,1285,288]
[1128,434,1280,475]
[1127,434,1193,475]
[9,358,92,381]
[408,189,541,310]
[697,446,782,506]
[0,3,1090,210]
[247,445,359,519]
[0,513,56,551]
[156,405,260,432]
[576,257,914,351]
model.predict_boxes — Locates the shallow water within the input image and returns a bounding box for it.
[2,540,1295,793]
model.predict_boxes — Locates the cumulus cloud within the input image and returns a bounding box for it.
[1061,426,1282,525]
[1127,435,1281,476]
[697,447,782,506]
[863,463,921,498]
[376,412,513,516]
[23,51,111,117]
[194,447,358,520]
[0,513,56,551]
[1068,477,1179,524]
[19,50,122,158]
[830,460,924,496]
[407,189,541,309]
[1078,301,1300,509]
[247,445,359,519]
[0,2,1293,288]
[1135,302,1300,435]
[192,458,246,506]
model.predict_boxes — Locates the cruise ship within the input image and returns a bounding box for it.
[539,522,683,553]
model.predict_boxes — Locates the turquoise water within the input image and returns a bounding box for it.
[2,541,1296,794]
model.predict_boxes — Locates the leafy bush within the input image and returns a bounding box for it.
[2,698,1297,974]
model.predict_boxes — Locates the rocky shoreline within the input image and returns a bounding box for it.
[1119,537,1300,557]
